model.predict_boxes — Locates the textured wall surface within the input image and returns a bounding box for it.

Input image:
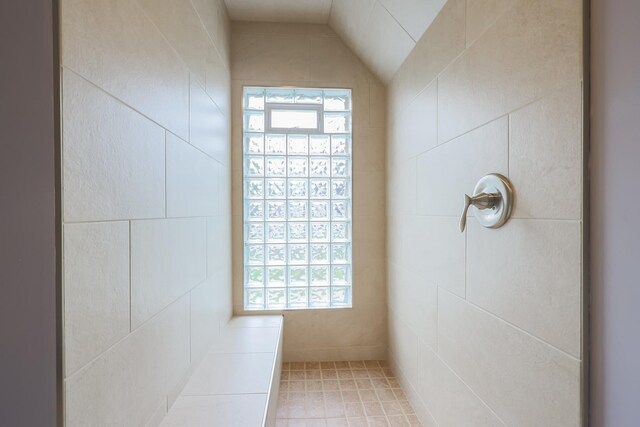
[386,0,585,425]
[60,0,232,424]
[0,2,59,425]
[591,0,640,425]
[230,22,388,361]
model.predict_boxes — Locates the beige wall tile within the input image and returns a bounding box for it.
[206,52,231,116]
[190,80,228,164]
[378,0,448,41]
[466,0,518,46]
[64,222,130,376]
[510,84,583,219]
[63,70,165,222]
[387,158,416,217]
[438,0,582,143]
[137,0,211,86]
[190,278,219,362]
[467,220,582,357]
[416,117,508,216]
[388,0,466,121]
[65,296,190,427]
[61,0,190,139]
[166,133,219,217]
[438,290,581,427]
[207,216,231,278]
[231,33,310,81]
[353,128,385,173]
[308,36,372,84]
[224,0,332,24]
[191,0,230,64]
[417,341,506,426]
[131,218,207,328]
[388,312,418,382]
[392,80,438,160]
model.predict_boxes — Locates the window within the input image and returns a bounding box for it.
[243,87,353,310]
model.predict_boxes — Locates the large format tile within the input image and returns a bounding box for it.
[210,326,281,354]
[438,291,581,427]
[438,0,582,143]
[510,84,583,220]
[61,0,189,138]
[131,218,207,328]
[65,297,190,427]
[190,278,221,362]
[418,341,506,427]
[192,0,230,64]
[62,70,165,222]
[466,0,518,46]
[404,216,465,297]
[378,0,448,41]
[182,352,274,395]
[388,313,418,383]
[392,80,438,160]
[467,220,582,357]
[161,395,267,427]
[388,0,466,120]
[308,36,372,84]
[64,222,129,376]
[190,80,229,164]
[416,117,508,216]
[137,0,212,86]
[166,133,219,217]
[207,216,231,277]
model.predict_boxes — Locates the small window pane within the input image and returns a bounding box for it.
[271,109,319,130]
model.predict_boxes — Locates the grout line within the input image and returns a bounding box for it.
[129,220,133,333]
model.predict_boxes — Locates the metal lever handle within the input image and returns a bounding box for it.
[459,192,502,232]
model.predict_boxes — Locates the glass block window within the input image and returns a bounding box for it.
[243,87,353,310]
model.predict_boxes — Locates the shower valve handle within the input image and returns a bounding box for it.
[459,193,502,232]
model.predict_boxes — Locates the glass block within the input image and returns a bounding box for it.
[324,89,351,111]
[324,112,351,134]
[289,244,308,264]
[247,245,264,265]
[331,135,350,155]
[311,244,330,264]
[331,287,351,307]
[246,223,264,243]
[288,179,308,198]
[310,179,329,199]
[331,179,350,199]
[288,134,308,155]
[309,135,330,155]
[331,222,350,241]
[265,134,286,154]
[331,157,350,177]
[289,266,308,286]
[244,133,264,154]
[266,179,286,198]
[288,223,308,242]
[267,201,286,221]
[267,223,286,242]
[310,158,330,177]
[288,157,308,177]
[310,287,330,308]
[295,89,323,104]
[266,157,286,177]
[289,288,308,309]
[311,223,330,241]
[245,179,264,199]
[245,288,265,310]
[332,201,350,220]
[267,266,286,287]
[332,265,350,285]
[288,201,308,220]
[266,88,295,103]
[244,88,265,110]
[267,244,286,265]
[310,266,329,286]
[244,111,265,132]
[245,157,264,177]
[246,201,264,221]
[246,267,264,287]
[331,244,350,264]
[310,201,330,221]
[267,288,286,309]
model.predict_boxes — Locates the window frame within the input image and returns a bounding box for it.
[265,103,324,134]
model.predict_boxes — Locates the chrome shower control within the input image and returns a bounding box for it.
[459,174,514,232]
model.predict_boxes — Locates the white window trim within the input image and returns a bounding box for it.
[264,103,324,134]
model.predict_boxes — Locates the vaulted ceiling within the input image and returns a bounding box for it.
[223,0,448,81]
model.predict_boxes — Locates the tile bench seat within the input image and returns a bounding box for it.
[161,316,283,427]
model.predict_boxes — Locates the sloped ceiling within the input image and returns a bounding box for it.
[223,0,448,82]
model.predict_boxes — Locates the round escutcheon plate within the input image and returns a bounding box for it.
[472,174,514,229]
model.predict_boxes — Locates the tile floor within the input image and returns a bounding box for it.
[276,361,421,427]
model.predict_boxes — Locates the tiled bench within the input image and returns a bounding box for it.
[161,316,284,427]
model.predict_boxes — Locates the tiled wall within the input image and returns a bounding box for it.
[60,0,231,425]
[387,0,584,425]
[230,23,387,362]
